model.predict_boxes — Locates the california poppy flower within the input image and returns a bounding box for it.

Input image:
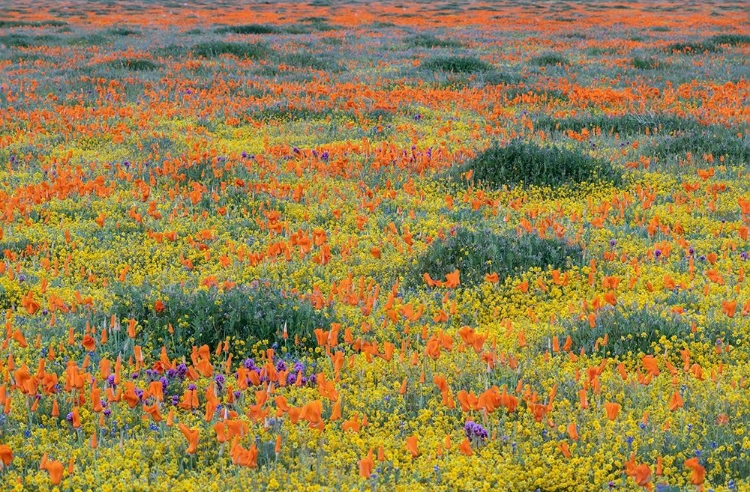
[178,424,199,454]
[0,444,12,466]
[684,457,705,485]
[43,458,64,485]
[405,435,419,458]
[604,402,620,421]
[358,449,374,478]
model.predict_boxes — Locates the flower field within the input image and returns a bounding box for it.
[0,0,748,490]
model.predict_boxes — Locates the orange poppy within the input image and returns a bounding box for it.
[604,402,620,421]
[178,424,199,454]
[405,435,419,458]
[0,444,12,466]
[358,449,374,478]
[684,457,705,485]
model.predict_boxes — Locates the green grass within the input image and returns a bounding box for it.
[532,114,700,136]
[632,56,665,70]
[707,34,750,46]
[530,53,569,66]
[0,20,67,28]
[407,228,585,288]
[216,24,280,35]
[192,41,270,59]
[665,41,721,54]
[452,139,623,189]
[111,282,332,356]
[648,128,749,163]
[421,55,492,73]
[406,33,462,48]
[103,58,160,71]
[106,27,140,36]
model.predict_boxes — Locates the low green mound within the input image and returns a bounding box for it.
[454,140,622,189]
[192,41,270,59]
[422,55,492,73]
[111,282,331,355]
[407,228,585,288]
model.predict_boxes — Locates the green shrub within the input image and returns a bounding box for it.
[707,34,750,46]
[568,307,689,356]
[106,27,140,36]
[104,58,160,71]
[564,306,739,357]
[632,56,664,70]
[111,282,332,356]
[192,41,270,59]
[281,51,342,71]
[0,20,67,28]
[216,24,280,35]
[406,34,462,48]
[453,140,622,189]
[422,55,492,73]
[479,71,521,86]
[530,53,569,66]
[407,228,585,288]
[0,34,58,48]
[665,41,720,54]
[532,114,700,136]
[648,129,749,163]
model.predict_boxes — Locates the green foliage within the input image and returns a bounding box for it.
[216,24,280,35]
[665,41,720,54]
[0,34,58,47]
[648,128,749,163]
[104,58,160,71]
[407,228,585,288]
[530,53,569,66]
[478,71,521,86]
[0,20,67,28]
[281,51,342,71]
[532,114,700,136]
[707,34,750,46]
[568,307,689,356]
[453,140,622,189]
[111,282,332,356]
[406,33,462,48]
[106,27,140,36]
[632,56,664,70]
[421,55,492,73]
[192,41,270,59]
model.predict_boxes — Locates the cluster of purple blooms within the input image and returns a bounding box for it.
[464,420,488,442]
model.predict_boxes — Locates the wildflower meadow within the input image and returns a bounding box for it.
[0,1,748,490]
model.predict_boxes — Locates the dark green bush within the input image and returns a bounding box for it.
[407,228,585,288]
[707,34,750,46]
[567,307,689,356]
[216,24,280,35]
[530,53,569,66]
[105,58,160,71]
[648,129,749,163]
[0,34,58,48]
[281,51,342,71]
[532,114,700,136]
[422,55,492,73]
[0,20,67,28]
[453,140,622,189]
[480,71,522,86]
[192,41,270,59]
[106,27,140,36]
[406,34,462,48]
[665,41,720,54]
[632,56,664,70]
[111,282,332,356]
